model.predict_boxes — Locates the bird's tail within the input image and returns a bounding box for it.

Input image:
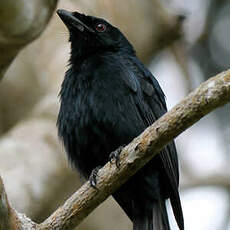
[133,200,170,230]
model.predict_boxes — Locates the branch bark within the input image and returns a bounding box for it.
[0,176,36,230]
[1,63,230,229]
[37,70,230,229]
[1,69,229,229]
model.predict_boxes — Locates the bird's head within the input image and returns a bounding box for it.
[57,9,134,61]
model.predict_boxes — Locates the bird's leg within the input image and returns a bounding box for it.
[109,145,124,168]
[89,166,102,189]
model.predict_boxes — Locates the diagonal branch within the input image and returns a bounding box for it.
[1,69,230,229]
[38,70,230,230]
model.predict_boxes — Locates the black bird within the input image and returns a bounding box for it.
[57,9,184,230]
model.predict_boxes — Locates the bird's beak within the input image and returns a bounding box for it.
[57,9,95,33]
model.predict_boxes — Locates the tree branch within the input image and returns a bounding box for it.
[38,70,230,229]
[1,69,230,229]
[0,176,12,230]
[0,176,37,230]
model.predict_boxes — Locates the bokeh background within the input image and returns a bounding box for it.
[0,0,230,229]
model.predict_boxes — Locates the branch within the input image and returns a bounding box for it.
[38,70,230,229]
[2,69,230,229]
[0,176,13,230]
[0,0,58,79]
[0,176,37,230]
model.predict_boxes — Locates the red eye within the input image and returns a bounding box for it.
[95,23,106,32]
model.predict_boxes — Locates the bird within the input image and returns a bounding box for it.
[56,9,184,230]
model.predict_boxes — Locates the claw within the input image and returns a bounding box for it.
[89,166,101,189]
[109,145,124,168]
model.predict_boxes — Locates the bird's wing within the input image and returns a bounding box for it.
[121,58,184,229]
[120,59,179,183]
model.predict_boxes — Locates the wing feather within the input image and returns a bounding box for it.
[123,59,184,229]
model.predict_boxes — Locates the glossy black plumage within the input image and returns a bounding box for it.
[57,9,184,230]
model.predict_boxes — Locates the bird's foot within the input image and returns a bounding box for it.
[109,145,124,168]
[89,166,102,189]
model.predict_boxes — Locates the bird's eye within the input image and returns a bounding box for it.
[95,23,106,32]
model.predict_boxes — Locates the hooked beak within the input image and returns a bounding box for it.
[57,9,95,33]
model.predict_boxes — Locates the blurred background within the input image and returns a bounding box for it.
[0,0,230,229]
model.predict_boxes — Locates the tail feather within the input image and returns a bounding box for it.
[133,200,170,230]
[170,188,184,230]
[133,214,152,230]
